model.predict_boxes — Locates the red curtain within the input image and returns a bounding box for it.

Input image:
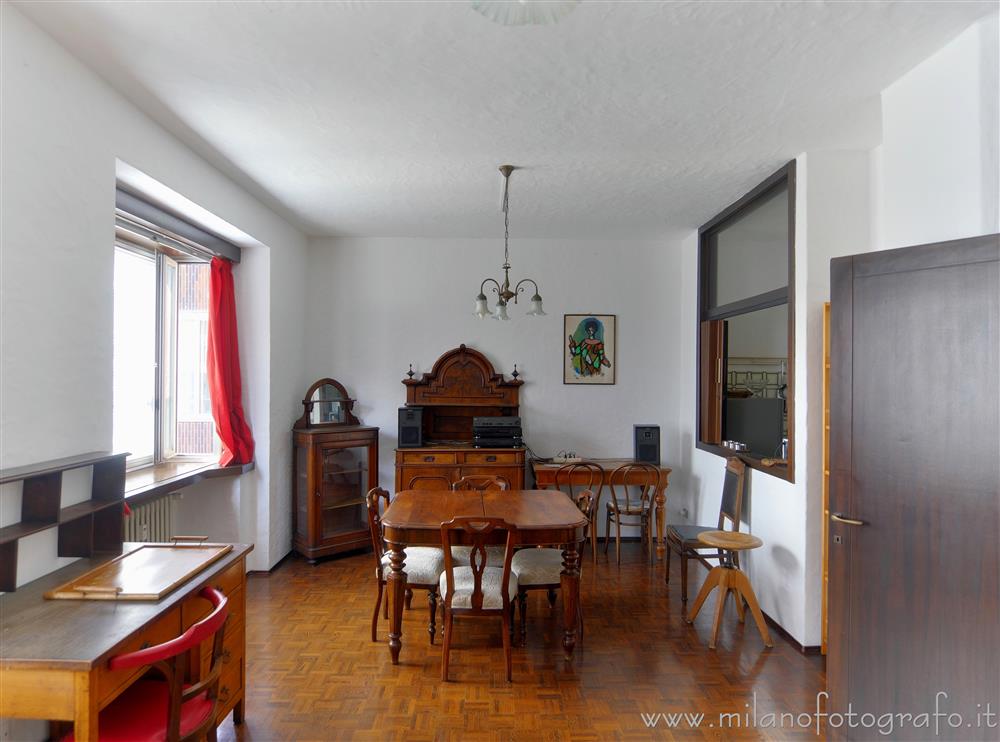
[207,257,255,466]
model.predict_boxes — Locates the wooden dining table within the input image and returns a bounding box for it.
[380,489,588,663]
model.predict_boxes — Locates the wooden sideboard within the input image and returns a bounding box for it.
[0,542,252,741]
[395,345,526,490]
[395,445,526,490]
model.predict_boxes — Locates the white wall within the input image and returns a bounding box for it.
[672,151,873,648]
[878,13,1000,249]
[304,237,682,535]
[0,3,307,594]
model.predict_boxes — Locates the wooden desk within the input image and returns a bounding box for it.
[381,490,587,663]
[531,459,672,560]
[0,542,252,741]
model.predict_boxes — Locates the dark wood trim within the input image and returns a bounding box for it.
[761,609,822,655]
[692,443,791,482]
[0,451,128,484]
[124,461,254,507]
[699,164,795,235]
[695,160,796,484]
[703,287,789,322]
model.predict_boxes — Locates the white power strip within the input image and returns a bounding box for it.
[551,456,583,464]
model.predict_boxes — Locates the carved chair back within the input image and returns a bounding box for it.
[439,517,517,615]
[451,475,509,492]
[366,487,391,576]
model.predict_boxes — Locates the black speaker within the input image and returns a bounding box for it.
[634,424,660,464]
[398,407,423,448]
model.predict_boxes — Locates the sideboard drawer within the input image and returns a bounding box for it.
[463,452,520,465]
[400,452,458,465]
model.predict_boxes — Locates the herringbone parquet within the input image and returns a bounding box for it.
[217,543,825,741]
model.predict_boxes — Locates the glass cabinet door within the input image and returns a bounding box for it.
[318,444,368,541]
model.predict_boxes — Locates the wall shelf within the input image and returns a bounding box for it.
[0,451,127,591]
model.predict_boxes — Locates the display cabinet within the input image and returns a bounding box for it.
[292,378,378,562]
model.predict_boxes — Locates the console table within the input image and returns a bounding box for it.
[0,542,252,741]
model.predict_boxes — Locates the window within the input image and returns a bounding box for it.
[113,237,218,469]
[697,161,795,481]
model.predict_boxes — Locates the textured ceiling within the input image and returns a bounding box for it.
[17,1,993,238]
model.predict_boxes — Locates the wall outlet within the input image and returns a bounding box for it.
[679,507,689,518]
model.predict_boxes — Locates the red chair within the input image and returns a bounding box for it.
[62,586,229,742]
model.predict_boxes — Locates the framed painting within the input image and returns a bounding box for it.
[564,314,616,385]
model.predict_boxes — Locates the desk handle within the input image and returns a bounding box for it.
[831,513,866,527]
[75,585,123,596]
[171,535,208,543]
[485,455,497,462]
[423,455,435,462]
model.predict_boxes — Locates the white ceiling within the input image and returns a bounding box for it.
[18,1,993,239]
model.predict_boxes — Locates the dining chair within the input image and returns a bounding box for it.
[451,475,509,491]
[438,517,519,681]
[511,490,593,646]
[450,476,509,563]
[604,462,662,565]
[367,487,445,644]
[553,462,604,563]
[60,586,228,742]
[665,457,747,603]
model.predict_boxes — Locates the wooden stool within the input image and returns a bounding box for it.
[685,530,773,649]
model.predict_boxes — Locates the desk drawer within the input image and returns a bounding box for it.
[182,561,244,626]
[401,452,457,465]
[464,452,520,465]
[98,607,181,705]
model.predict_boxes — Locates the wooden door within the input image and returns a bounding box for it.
[829,235,999,740]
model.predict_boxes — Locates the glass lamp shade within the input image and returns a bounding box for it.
[474,294,491,319]
[494,301,511,321]
[526,294,546,316]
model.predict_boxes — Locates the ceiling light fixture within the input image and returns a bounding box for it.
[471,0,579,26]
[474,165,545,321]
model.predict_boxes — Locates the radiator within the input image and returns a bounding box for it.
[124,495,175,542]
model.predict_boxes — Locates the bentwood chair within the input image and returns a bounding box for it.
[511,490,594,646]
[665,457,747,603]
[367,487,445,644]
[604,462,662,565]
[61,587,228,742]
[438,517,519,682]
[553,462,604,563]
[451,475,509,492]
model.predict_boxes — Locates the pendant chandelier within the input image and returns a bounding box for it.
[474,165,545,320]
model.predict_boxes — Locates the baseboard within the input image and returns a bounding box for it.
[760,609,823,655]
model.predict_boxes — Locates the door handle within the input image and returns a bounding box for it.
[831,513,866,526]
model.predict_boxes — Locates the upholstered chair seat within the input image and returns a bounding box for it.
[379,547,445,585]
[511,548,564,586]
[438,566,518,610]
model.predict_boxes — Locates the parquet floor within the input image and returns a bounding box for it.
[217,543,825,741]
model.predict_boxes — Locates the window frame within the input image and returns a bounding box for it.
[695,160,796,482]
[114,235,217,472]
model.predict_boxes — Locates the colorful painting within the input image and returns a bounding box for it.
[564,314,616,385]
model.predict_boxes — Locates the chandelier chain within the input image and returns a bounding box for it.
[503,173,510,266]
